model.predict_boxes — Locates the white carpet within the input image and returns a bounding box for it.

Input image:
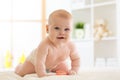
[0,68,120,80]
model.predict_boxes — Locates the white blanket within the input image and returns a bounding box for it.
[0,68,120,80]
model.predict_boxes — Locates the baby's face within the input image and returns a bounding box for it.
[48,17,72,44]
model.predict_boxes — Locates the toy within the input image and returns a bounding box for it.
[94,19,112,41]
[19,52,26,64]
[5,50,13,68]
[56,70,67,75]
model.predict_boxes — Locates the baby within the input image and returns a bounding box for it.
[15,9,80,77]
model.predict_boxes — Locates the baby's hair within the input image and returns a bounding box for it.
[48,9,72,25]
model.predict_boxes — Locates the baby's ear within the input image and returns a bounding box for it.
[46,24,49,33]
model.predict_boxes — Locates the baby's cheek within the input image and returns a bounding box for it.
[66,36,71,41]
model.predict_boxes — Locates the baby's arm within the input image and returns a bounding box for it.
[69,43,80,74]
[35,42,55,77]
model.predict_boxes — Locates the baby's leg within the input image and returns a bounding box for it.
[15,61,35,77]
[51,62,69,73]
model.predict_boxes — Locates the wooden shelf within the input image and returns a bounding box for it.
[101,37,117,40]
[72,4,91,10]
[94,1,116,7]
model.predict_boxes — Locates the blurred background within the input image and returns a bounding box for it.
[0,0,120,71]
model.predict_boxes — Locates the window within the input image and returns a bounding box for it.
[0,0,42,69]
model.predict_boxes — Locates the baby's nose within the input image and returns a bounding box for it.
[59,30,65,35]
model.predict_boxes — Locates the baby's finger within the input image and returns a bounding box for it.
[68,70,76,75]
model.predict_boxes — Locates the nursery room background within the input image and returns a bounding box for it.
[0,0,120,71]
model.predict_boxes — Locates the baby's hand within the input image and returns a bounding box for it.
[68,70,77,75]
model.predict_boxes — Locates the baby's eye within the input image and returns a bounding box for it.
[54,27,59,30]
[64,28,70,31]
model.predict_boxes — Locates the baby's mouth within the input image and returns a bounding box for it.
[57,37,65,39]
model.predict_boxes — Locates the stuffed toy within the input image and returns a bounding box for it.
[94,19,112,41]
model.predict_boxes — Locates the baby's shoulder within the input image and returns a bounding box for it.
[67,41,78,54]
[37,39,50,49]
[67,41,76,49]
